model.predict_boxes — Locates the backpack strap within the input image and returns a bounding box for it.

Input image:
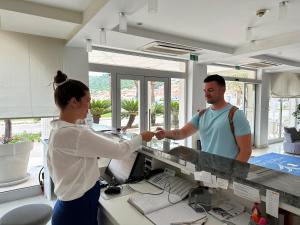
[228,106,238,144]
[198,108,208,117]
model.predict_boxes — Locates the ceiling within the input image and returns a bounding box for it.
[1,0,300,73]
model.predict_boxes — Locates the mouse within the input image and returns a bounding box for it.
[104,186,121,195]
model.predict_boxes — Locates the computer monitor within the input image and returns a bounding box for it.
[104,152,144,185]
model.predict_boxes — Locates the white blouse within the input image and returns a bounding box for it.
[47,120,142,201]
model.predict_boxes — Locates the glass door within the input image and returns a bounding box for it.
[245,83,255,143]
[225,81,256,143]
[116,75,170,133]
[145,77,170,132]
[116,75,144,133]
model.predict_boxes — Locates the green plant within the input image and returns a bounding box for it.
[90,99,111,118]
[0,132,41,144]
[150,103,164,126]
[170,101,179,128]
[293,104,300,123]
[121,99,138,129]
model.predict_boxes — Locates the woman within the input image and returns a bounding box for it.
[48,71,154,225]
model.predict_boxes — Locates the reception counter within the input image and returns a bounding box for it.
[139,138,300,216]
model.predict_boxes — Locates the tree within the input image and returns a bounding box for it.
[171,101,179,128]
[121,99,138,129]
[150,102,164,126]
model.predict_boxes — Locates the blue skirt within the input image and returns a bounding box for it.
[52,182,100,225]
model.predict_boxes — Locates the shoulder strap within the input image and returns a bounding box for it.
[198,108,208,117]
[228,106,238,144]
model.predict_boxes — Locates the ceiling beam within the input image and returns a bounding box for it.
[252,54,300,68]
[0,0,82,24]
[234,30,300,56]
[66,0,147,47]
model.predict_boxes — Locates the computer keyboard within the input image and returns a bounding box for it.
[147,173,195,199]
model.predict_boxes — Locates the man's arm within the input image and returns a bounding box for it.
[235,134,252,162]
[156,123,198,140]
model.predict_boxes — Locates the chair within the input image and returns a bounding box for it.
[0,204,52,225]
[283,127,300,155]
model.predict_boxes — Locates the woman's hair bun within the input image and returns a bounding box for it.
[54,70,68,84]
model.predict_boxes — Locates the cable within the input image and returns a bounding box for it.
[38,166,44,193]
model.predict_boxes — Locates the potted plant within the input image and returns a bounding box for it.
[90,99,111,124]
[0,131,40,186]
[121,99,138,129]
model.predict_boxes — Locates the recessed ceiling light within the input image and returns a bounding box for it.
[256,9,270,18]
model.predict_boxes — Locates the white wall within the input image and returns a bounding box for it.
[186,61,207,148]
[255,69,270,148]
[0,30,88,119]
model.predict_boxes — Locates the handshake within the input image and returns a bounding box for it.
[140,127,166,142]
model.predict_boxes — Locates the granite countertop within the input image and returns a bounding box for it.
[141,139,300,209]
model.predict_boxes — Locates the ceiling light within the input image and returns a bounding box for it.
[246,27,253,41]
[99,28,107,45]
[148,0,158,13]
[119,12,127,32]
[279,1,289,20]
[85,39,92,53]
[256,9,270,18]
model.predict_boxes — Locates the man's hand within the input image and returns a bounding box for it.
[140,131,155,142]
[155,127,166,140]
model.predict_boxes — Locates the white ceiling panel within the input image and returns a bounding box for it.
[25,0,93,12]
[0,9,78,39]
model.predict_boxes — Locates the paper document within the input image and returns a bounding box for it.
[147,201,206,225]
[266,189,279,218]
[128,192,181,215]
[217,177,229,189]
[194,171,212,183]
[233,182,260,202]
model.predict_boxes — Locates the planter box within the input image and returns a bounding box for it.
[0,142,33,185]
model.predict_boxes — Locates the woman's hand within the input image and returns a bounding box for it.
[140,131,155,142]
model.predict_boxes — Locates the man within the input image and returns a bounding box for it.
[155,74,252,162]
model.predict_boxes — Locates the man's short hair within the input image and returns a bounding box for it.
[204,74,225,87]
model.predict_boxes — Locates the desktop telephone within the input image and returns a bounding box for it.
[147,171,195,200]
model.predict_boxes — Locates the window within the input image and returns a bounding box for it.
[208,65,256,80]
[268,98,298,141]
[0,118,54,192]
[170,78,185,130]
[89,72,112,127]
[225,81,255,137]
[89,50,186,73]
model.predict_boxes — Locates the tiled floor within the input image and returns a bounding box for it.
[252,142,285,156]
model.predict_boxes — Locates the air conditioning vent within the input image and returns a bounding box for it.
[242,60,282,69]
[140,41,201,56]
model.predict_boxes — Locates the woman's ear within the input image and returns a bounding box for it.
[69,97,79,108]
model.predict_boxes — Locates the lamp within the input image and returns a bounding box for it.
[85,39,92,53]
[119,12,127,32]
[279,1,288,20]
[148,0,158,13]
[99,28,107,45]
[246,27,253,41]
